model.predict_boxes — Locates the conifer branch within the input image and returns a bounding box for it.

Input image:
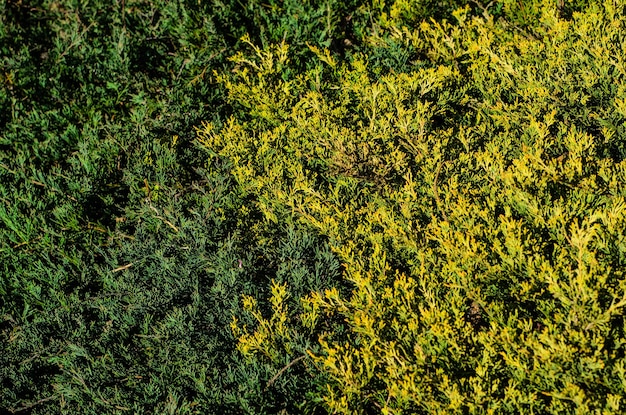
[8,394,57,413]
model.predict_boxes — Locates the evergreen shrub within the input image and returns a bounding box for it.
[1,0,348,413]
[2,0,626,413]
[197,1,626,413]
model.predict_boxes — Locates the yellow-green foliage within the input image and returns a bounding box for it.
[231,280,294,361]
[199,1,626,413]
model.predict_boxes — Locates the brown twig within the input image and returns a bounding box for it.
[265,355,307,390]
[148,206,179,233]
[112,263,133,273]
[8,394,57,413]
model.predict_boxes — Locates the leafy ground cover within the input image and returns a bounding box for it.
[1,0,625,414]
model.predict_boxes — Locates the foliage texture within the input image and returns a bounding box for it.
[2,0,626,414]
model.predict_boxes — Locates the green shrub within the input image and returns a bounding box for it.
[1,0,354,412]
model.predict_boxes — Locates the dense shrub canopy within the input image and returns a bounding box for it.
[1,0,625,414]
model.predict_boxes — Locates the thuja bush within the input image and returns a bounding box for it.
[198,1,626,413]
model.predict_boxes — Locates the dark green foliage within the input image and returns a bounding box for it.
[0,0,348,413]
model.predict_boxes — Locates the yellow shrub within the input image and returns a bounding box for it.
[199,2,626,412]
